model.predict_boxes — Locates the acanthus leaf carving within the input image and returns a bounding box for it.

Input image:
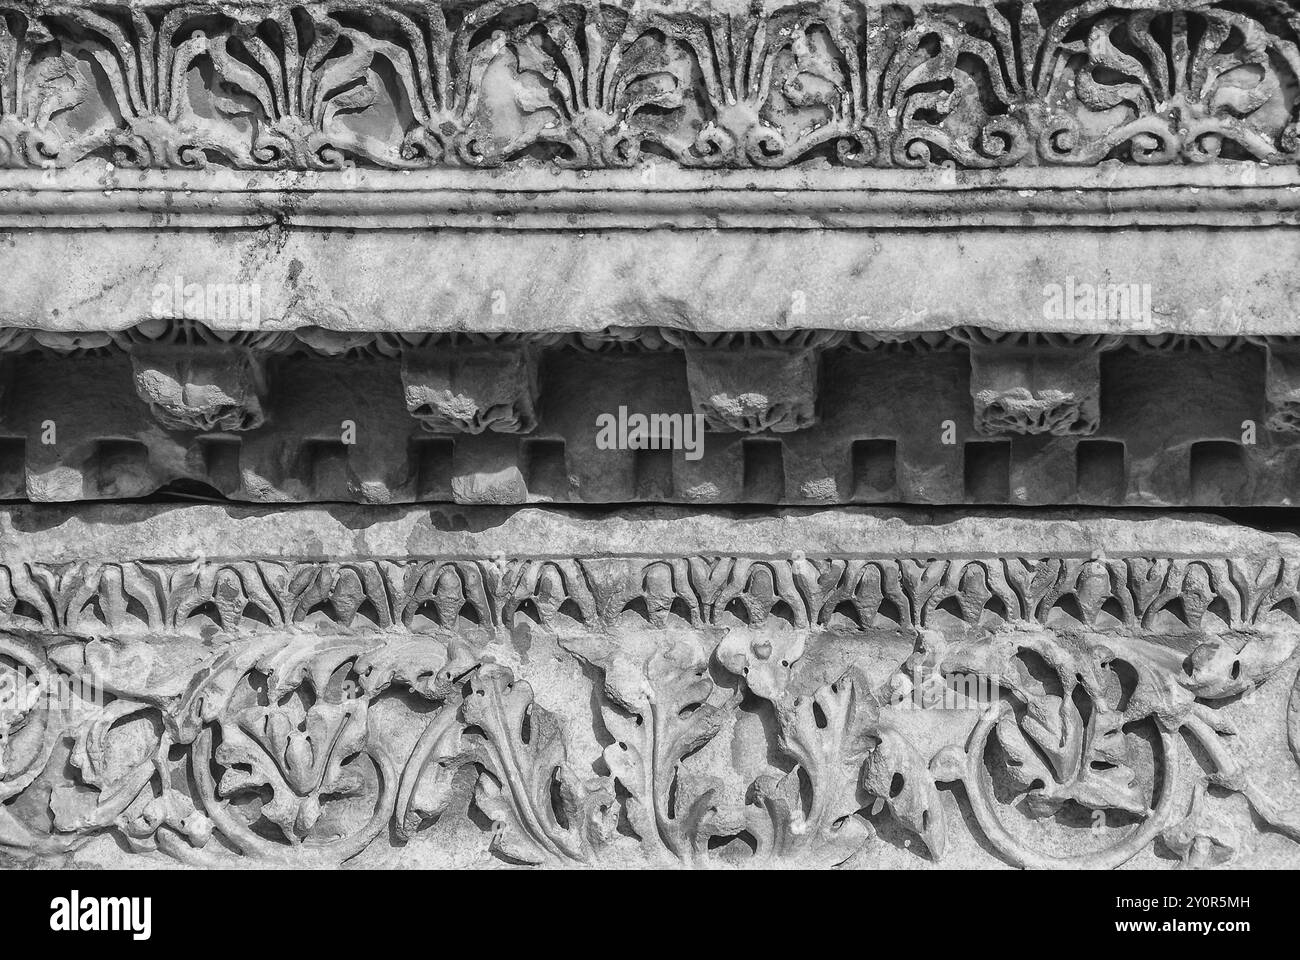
[2,544,1300,868]
[460,664,616,866]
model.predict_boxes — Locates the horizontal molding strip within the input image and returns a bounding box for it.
[3,178,1300,229]
[6,165,1300,192]
[0,503,1282,562]
[0,230,1296,337]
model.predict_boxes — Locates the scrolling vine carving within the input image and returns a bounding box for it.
[3,548,1300,868]
[0,0,1295,171]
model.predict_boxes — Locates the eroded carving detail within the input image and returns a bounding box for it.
[118,320,290,431]
[3,546,1300,869]
[129,347,269,432]
[685,346,819,434]
[401,344,539,434]
[1264,341,1300,432]
[968,342,1103,436]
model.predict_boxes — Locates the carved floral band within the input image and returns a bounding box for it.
[0,0,1296,171]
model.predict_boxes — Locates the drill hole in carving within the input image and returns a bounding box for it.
[1075,439,1125,503]
[851,438,898,501]
[303,439,352,497]
[742,438,784,503]
[634,446,673,499]
[1190,440,1248,504]
[200,436,242,495]
[411,437,454,500]
[963,440,1010,502]
[0,436,24,498]
[523,439,568,501]
[94,439,152,499]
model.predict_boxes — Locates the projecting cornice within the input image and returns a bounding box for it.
[0,1,1295,336]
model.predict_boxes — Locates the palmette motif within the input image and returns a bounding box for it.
[0,0,1296,171]
[3,549,1300,868]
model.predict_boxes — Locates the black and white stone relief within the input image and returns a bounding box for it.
[0,0,1298,885]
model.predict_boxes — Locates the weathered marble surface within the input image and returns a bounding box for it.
[2,167,1299,337]
[0,0,1299,336]
[3,505,1300,869]
[2,0,1298,874]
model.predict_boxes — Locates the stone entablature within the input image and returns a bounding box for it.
[1,505,1298,869]
[2,0,1298,878]
[1,5,1297,344]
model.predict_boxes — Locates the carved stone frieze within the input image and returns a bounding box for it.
[0,0,1294,885]
[1,506,1298,869]
[0,0,1296,172]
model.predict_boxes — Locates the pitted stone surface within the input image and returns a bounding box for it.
[1,0,1298,875]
